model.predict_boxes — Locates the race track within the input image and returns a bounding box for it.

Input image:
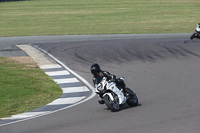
[0,34,200,133]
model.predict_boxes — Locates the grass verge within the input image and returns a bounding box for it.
[0,0,200,37]
[0,57,62,118]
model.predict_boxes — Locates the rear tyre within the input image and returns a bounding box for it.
[126,88,138,107]
[103,94,120,112]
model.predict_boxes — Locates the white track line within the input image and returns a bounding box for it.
[62,86,89,93]
[1,112,50,120]
[54,78,79,84]
[47,97,86,105]
[45,70,70,76]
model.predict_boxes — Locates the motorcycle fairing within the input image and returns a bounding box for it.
[106,82,127,104]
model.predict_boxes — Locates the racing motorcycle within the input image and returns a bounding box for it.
[190,23,200,40]
[95,77,138,111]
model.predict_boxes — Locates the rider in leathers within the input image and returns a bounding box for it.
[191,23,200,39]
[90,63,127,104]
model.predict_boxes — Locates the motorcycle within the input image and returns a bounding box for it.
[95,77,138,111]
[190,23,200,40]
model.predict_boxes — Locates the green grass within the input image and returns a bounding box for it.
[0,0,199,37]
[0,57,62,118]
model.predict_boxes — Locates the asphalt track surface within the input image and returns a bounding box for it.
[0,34,200,133]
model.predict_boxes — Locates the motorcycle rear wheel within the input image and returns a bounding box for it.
[126,88,138,107]
[103,94,120,112]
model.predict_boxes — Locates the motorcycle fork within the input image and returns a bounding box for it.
[112,92,119,102]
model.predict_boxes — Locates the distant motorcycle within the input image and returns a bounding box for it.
[95,77,138,112]
[190,23,200,40]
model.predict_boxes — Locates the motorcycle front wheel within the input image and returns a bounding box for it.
[190,33,196,40]
[103,94,120,112]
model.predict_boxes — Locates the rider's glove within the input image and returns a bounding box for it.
[108,78,116,83]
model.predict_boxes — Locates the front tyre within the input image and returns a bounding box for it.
[126,88,138,107]
[103,94,120,112]
[190,33,196,40]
